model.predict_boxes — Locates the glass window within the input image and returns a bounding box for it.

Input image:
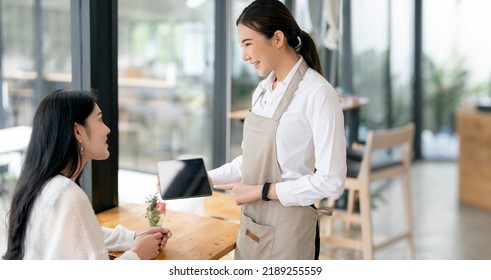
[1,1,72,248]
[118,0,215,172]
[229,0,261,160]
[351,0,389,136]
[422,0,491,160]
[347,0,413,143]
[389,0,413,128]
[0,0,71,179]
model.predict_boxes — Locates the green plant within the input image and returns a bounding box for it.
[0,169,18,193]
[351,49,391,129]
[469,76,491,98]
[423,55,469,132]
[145,193,166,227]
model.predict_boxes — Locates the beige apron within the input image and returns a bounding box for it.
[236,60,318,260]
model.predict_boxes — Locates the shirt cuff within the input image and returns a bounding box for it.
[117,225,136,249]
[275,176,319,207]
[116,250,140,260]
[103,225,135,251]
[275,181,297,206]
[207,168,226,184]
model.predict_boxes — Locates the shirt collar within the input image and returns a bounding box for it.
[261,56,304,91]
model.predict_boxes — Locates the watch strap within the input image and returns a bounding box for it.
[262,182,271,201]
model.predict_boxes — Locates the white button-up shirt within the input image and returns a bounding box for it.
[209,57,346,206]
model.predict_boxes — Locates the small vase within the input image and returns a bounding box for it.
[146,210,161,227]
[158,213,166,227]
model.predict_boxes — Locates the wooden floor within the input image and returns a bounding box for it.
[1,161,491,259]
[318,161,491,260]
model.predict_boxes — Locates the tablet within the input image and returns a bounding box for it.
[157,158,212,200]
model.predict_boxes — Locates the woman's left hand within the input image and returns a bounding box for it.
[214,183,262,205]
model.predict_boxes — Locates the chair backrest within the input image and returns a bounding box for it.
[357,123,415,183]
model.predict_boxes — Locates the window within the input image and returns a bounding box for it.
[116,0,224,208]
[118,0,216,172]
[0,0,71,179]
[421,0,491,160]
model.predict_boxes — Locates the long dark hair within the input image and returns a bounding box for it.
[3,89,96,260]
[237,0,324,76]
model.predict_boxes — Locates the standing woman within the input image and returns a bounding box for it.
[3,89,171,260]
[209,0,346,259]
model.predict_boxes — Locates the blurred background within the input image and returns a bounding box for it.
[1,0,490,259]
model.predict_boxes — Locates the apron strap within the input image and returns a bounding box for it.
[272,60,309,121]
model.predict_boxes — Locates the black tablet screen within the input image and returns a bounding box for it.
[157,158,212,200]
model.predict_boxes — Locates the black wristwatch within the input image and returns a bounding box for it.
[262,182,271,201]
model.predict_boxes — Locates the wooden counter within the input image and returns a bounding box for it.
[97,203,239,260]
[457,106,491,211]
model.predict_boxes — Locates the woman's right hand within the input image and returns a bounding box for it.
[214,183,264,205]
[135,227,172,248]
[130,232,164,260]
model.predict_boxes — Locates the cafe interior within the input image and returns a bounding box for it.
[1,0,491,260]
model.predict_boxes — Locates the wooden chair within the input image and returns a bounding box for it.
[322,123,415,259]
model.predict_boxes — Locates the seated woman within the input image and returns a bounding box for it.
[3,89,171,260]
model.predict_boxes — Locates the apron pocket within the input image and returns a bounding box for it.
[237,211,274,260]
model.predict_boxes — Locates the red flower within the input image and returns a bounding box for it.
[155,201,167,213]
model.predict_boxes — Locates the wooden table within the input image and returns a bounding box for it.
[97,203,239,260]
[204,191,241,221]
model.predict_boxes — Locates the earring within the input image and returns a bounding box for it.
[80,142,84,157]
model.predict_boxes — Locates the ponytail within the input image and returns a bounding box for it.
[297,30,324,76]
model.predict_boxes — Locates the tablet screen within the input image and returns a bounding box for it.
[157,158,212,200]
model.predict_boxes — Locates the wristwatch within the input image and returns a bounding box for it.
[262,182,271,201]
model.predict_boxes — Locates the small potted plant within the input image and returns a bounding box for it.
[145,193,167,227]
